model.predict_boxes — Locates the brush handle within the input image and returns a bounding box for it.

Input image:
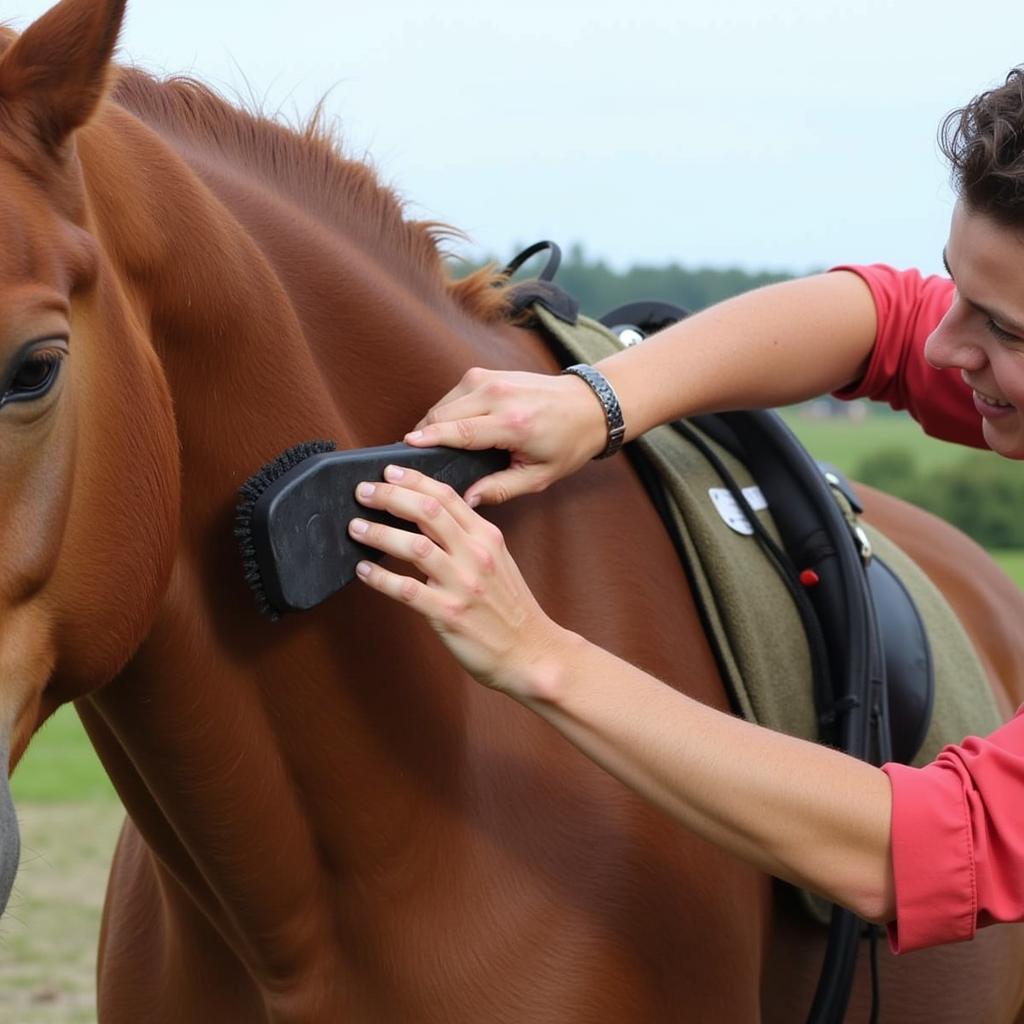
[252,443,510,614]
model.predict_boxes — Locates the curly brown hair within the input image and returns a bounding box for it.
[940,68,1024,225]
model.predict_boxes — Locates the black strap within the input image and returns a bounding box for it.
[502,240,562,282]
[721,411,890,763]
[718,411,889,1024]
[643,417,881,1023]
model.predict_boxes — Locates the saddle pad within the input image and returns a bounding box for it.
[531,303,1003,763]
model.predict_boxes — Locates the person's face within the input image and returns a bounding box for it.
[925,201,1024,459]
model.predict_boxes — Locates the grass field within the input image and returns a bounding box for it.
[779,405,968,475]
[2,803,123,1023]
[990,549,1024,588]
[10,709,115,805]
[5,711,119,1023]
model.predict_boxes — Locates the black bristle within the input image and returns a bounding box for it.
[235,439,336,619]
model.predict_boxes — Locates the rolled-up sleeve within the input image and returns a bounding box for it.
[882,709,1024,953]
[828,263,985,449]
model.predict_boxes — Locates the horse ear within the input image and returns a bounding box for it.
[0,0,127,149]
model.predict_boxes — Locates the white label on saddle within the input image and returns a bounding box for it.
[709,486,768,535]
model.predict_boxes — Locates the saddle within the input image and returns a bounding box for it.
[504,250,934,1024]
[508,277,935,767]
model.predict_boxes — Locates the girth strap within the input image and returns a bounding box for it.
[709,409,888,1024]
[717,410,891,764]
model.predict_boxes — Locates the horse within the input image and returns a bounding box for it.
[3,0,1024,1020]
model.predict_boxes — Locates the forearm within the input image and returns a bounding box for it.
[518,629,896,923]
[597,270,878,441]
[350,469,897,921]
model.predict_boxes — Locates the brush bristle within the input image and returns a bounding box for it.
[235,439,337,619]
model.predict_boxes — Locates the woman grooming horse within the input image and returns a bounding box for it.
[2,0,1024,1019]
[352,70,1024,956]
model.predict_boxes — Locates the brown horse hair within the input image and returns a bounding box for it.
[107,67,513,324]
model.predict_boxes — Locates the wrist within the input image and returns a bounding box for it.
[501,626,587,707]
[560,364,626,459]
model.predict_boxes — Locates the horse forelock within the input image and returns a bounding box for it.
[108,68,512,324]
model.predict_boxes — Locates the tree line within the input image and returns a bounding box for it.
[453,242,793,315]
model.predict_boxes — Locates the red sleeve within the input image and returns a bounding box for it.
[828,264,986,449]
[882,708,1024,953]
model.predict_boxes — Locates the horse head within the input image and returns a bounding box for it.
[0,0,180,912]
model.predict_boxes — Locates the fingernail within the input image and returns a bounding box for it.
[357,483,375,499]
[384,465,405,482]
[355,561,371,578]
[406,430,424,441]
[467,494,481,508]
[349,518,369,536]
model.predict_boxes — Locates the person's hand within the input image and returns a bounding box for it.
[348,464,570,696]
[403,368,609,506]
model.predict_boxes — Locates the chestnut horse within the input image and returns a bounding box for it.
[3,0,1024,1020]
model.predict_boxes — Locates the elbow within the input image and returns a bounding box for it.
[823,851,895,924]
[835,802,896,925]
[855,898,894,927]
[845,877,896,926]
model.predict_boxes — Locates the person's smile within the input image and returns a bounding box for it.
[967,378,1016,417]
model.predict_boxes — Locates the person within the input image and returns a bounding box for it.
[346,68,1024,956]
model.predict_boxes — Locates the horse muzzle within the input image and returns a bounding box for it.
[0,735,20,915]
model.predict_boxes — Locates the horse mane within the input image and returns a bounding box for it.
[102,63,512,324]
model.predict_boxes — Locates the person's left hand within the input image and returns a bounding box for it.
[347,464,567,696]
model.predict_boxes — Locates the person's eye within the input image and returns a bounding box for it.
[985,318,1020,343]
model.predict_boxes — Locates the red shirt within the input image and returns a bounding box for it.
[831,263,984,448]
[831,264,1020,953]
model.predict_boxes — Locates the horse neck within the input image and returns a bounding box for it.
[80,95,486,436]
[76,83,516,571]
[74,87,538,973]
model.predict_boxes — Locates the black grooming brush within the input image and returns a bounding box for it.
[236,441,510,619]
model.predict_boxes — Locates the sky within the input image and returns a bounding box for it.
[6,0,1024,276]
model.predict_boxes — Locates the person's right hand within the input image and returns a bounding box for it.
[404,367,611,506]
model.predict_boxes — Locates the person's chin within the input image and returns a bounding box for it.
[982,417,1024,460]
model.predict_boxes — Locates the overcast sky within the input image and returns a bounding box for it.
[7,0,1023,275]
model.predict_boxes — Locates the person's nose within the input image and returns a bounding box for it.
[923,299,987,373]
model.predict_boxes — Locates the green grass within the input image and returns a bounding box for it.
[990,549,1024,589]
[3,802,124,1023]
[779,405,967,476]
[11,706,115,804]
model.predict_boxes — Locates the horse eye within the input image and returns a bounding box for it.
[4,352,63,405]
